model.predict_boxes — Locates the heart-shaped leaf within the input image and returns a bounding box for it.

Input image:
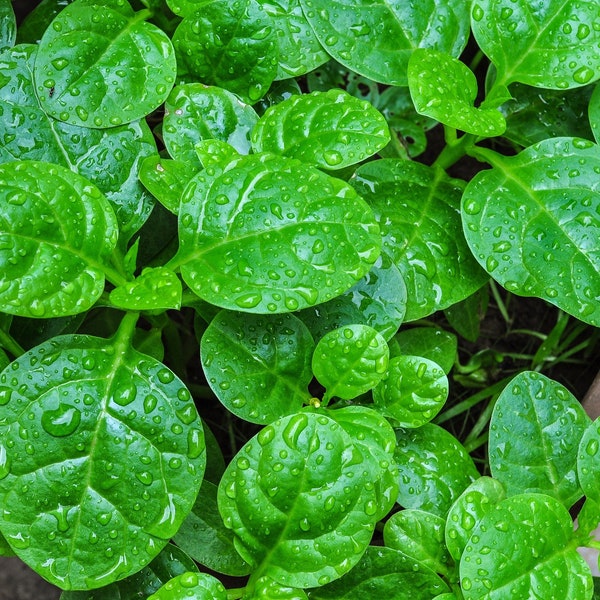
[408,48,506,136]
[462,138,600,327]
[148,572,227,600]
[352,159,487,321]
[34,0,176,128]
[251,89,390,170]
[471,0,600,90]
[299,0,470,86]
[488,371,588,507]
[0,327,205,589]
[460,493,592,599]
[109,267,183,311]
[200,310,314,424]
[174,153,381,313]
[0,160,118,318]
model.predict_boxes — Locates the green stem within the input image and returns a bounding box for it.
[432,130,476,171]
[112,311,140,348]
[0,327,25,358]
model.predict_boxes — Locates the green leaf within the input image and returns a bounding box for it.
[471,0,600,90]
[163,84,258,168]
[194,139,241,169]
[173,480,251,576]
[408,49,506,136]
[578,418,600,505]
[109,267,183,311]
[312,324,389,402]
[16,0,73,45]
[0,0,15,52]
[172,0,278,104]
[489,371,589,506]
[463,138,600,327]
[34,0,176,128]
[0,530,14,557]
[200,310,314,424]
[384,509,453,576]
[253,576,308,599]
[251,89,389,170]
[395,424,479,517]
[391,327,457,375]
[373,355,448,428]
[139,156,194,215]
[352,159,487,321]
[460,493,592,599]
[174,153,381,313]
[443,287,488,343]
[578,498,600,541]
[589,83,600,145]
[148,572,227,600]
[0,160,118,318]
[0,328,205,589]
[217,411,378,588]
[299,0,470,86]
[445,476,506,563]
[308,546,450,599]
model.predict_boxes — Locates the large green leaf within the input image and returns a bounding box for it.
[299,0,470,86]
[34,0,176,128]
[0,0,15,52]
[462,138,600,327]
[471,0,600,91]
[251,89,389,170]
[460,494,592,599]
[0,328,205,589]
[148,572,227,600]
[488,371,589,507]
[217,411,379,588]
[0,160,118,318]
[174,153,381,313]
[352,159,487,321]
[200,310,314,424]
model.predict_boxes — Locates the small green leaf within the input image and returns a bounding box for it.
[408,49,506,136]
[471,0,600,90]
[299,0,470,86]
[373,355,448,428]
[462,138,600,327]
[194,139,241,169]
[175,153,381,314]
[253,576,308,599]
[460,494,592,599]
[200,311,314,424]
[395,424,479,517]
[109,267,182,311]
[0,0,16,52]
[0,160,118,318]
[172,0,278,104]
[251,89,390,170]
[445,476,506,563]
[34,0,176,128]
[578,418,600,504]
[139,156,194,215]
[148,572,227,600]
[489,371,589,507]
[391,327,457,375]
[312,324,389,402]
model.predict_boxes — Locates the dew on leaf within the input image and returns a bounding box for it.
[157,369,174,384]
[187,428,204,459]
[586,438,599,456]
[136,471,153,485]
[0,445,10,480]
[235,292,262,309]
[41,404,82,437]
[113,382,136,407]
[573,66,595,84]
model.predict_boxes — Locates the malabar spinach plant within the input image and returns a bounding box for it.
[0,0,600,598]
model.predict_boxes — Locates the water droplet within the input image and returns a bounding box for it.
[323,150,343,166]
[41,404,81,437]
[143,394,158,414]
[258,425,275,446]
[176,404,196,425]
[0,445,10,479]
[235,292,262,309]
[0,387,12,406]
[364,500,377,516]
[486,256,499,272]
[577,23,590,40]
[573,66,594,84]
[586,438,599,456]
[463,199,482,215]
[299,517,311,531]
[113,382,136,407]
[472,4,484,21]
[187,428,204,459]
[282,413,309,449]
[180,572,199,588]
[76,106,88,121]
[136,471,153,485]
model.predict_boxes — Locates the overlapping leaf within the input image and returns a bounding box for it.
[109,267,182,311]
[577,418,600,505]
[139,156,193,215]
[391,327,457,375]
[148,572,227,600]
[0,0,15,52]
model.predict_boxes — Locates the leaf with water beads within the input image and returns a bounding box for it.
[109,267,182,311]
[460,493,592,600]
[462,137,600,328]
[577,418,600,505]
[138,156,193,215]
[391,327,457,375]
[34,0,176,128]
[0,330,205,590]
[0,160,118,318]
[148,571,227,600]
[0,0,15,52]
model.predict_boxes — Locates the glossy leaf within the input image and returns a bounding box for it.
[163,84,258,168]
[589,83,600,145]
[373,355,448,428]
[0,329,205,589]
[460,494,592,599]
[0,0,15,52]
[253,576,308,599]
[352,159,487,321]
[395,424,479,517]
[445,476,506,563]
[578,418,600,505]
[148,572,227,600]
[299,0,470,86]
[217,411,379,588]
[408,49,506,136]
[139,156,193,215]
[172,0,278,104]
[174,153,381,314]
[173,480,251,576]
[471,0,600,90]
[0,160,118,318]
[309,546,450,599]
[200,310,314,424]
[463,138,600,327]
[391,327,457,375]
[251,89,389,170]
[16,0,72,44]
[109,267,183,311]
[489,371,588,506]
[312,324,389,402]
[34,0,176,128]
[384,509,452,576]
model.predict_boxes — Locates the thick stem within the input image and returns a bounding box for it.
[433,130,477,171]
[0,327,25,358]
